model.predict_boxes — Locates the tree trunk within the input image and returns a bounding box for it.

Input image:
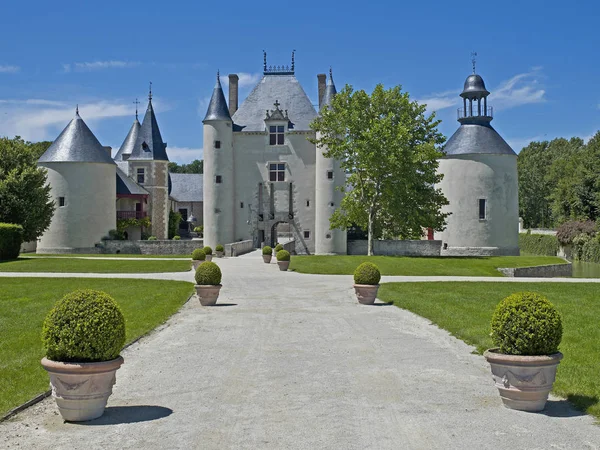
[367,206,374,256]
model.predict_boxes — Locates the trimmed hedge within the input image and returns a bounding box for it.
[276,250,290,261]
[262,246,272,255]
[215,244,224,252]
[0,223,23,260]
[354,262,381,285]
[41,290,126,362]
[195,261,222,285]
[518,233,559,256]
[203,246,213,256]
[192,248,206,261]
[490,292,562,356]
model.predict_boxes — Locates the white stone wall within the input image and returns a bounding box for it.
[37,162,116,252]
[435,153,519,256]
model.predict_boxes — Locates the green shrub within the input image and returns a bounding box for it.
[581,237,600,263]
[215,244,224,252]
[148,236,157,241]
[203,246,212,255]
[274,244,283,252]
[108,229,125,240]
[195,261,222,285]
[173,235,181,240]
[353,262,381,285]
[41,290,126,363]
[191,248,206,260]
[276,250,290,261]
[193,226,203,234]
[573,233,591,260]
[518,233,559,256]
[0,223,23,260]
[262,246,273,255]
[490,292,562,356]
[556,220,596,245]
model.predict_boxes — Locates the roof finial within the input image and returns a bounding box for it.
[471,51,477,74]
[263,50,267,72]
[133,98,140,120]
[291,49,296,72]
[329,66,333,80]
[217,69,220,83]
[75,104,79,115]
[148,81,153,102]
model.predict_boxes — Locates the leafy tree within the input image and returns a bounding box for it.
[311,84,448,255]
[168,159,203,174]
[0,137,55,241]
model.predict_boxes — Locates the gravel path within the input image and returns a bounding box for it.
[2,251,600,449]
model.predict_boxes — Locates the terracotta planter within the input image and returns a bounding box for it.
[484,348,563,412]
[195,284,222,306]
[277,260,290,271]
[353,284,380,305]
[262,254,272,264]
[216,251,224,258]
[205,254,213,262]
[192,260,204,270]
[41,356,124,422]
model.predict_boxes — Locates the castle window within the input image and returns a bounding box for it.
[216,175,222,184]
[137,168,145,184]
[327,170,334,180]
[269,163,285,182]
[214,140,221,149]
[479,199,487,220]
[304,230,310,239]
[59,197,65,207]
[306,200,310,207]
[240,202,244,208]
[269,125,285,146]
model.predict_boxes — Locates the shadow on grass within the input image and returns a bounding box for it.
[0,258,28,264]
[541,395,598,418]
[75,405,173,425]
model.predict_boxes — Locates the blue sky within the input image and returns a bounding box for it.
[0,0,598,163]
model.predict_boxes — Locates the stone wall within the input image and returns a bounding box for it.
[100,239,203,255]
[224,240,254,257]
[348,240,442,256]
[441,246,520,257]
[498,263,572,278]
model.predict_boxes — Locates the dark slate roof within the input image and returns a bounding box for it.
[169,173,203,202]
[460,74,490,98]
[320,71,337,111]
[114,119,140,161]
[116,167,149,195]
[38,112,115,164]
[444,123,516,156]
[128,100,169,161]
[203,75,232,122]
[232,74,317,131]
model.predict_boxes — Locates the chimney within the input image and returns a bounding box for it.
[228,74,239,116]
[317,73,327,109]
[103,146,112,157]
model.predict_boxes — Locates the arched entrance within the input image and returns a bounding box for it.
[270,221,291,247]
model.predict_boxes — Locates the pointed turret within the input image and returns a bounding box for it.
[114,118,141,161]
[203,72,232,122]
[320,68,337,111]
[38,109,114,164]
[128,91,169,161]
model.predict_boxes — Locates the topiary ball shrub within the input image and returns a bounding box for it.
[148,236,157,241]
[173,235,181,240]
[262,246,273,255]
[41,290,126,363]
[215,244,224,252]
[195,261,222,285]
[0,223,24,260]
[491,292,562,356]
[274,244,283,252]
[191,248,206,261]
[354,262,381,285]
[203,246,213,255]
[276,250,290,261]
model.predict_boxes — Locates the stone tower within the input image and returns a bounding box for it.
[314,69,347,254]
[37,109,116,253]
[434,69,519,256]
[126,89,170,239]
[202,72,234,248]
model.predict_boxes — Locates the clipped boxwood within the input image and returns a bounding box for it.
[354,262,381,285]
[41,290,126,363]
[215,244,224,252]
[195,261,222,285]
[0,223,24,260]
[173,235,181,240]
[203,246,213,256]
[274,244,283,252]
[262,245,273,255]
[491,292,562,356]
[148,236,158,241]
[191,248,206,261]
[276,249,290,261]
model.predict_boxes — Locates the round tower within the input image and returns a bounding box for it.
[315,69,347,254]
[37,109,116,253]
[434,69,519,256]
[203,72,234,248]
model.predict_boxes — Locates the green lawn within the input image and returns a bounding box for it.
[289,255,565,277]
[0,257,192,273]
[0,278,194,417]
[378,282,600,418]
[25,254,191,258]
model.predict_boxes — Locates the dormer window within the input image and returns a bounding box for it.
[142,142,149,151]
[137,168,145,184]
[269,126,285,145]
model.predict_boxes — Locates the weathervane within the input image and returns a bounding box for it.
[471,51,477,74]
[263,50,267,72]
[75,104,79,115]
[291,49,295,72]
[148,81,153,102]
[133,98,140,119]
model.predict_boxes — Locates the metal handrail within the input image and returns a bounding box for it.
[457,106,493,120]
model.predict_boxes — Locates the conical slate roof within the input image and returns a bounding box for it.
[203,74,231,122]
[320,70,337,111]
[114,118,140,161]
[444,123,515,156]
[128,100,169,161]
[38,111,115,164]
